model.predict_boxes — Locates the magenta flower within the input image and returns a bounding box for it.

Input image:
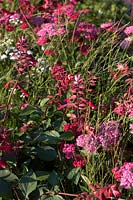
[62,143,75,159]
[112,162,133,189]
[76,22,99,40]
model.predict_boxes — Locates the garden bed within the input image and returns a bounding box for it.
[0,0,133,199]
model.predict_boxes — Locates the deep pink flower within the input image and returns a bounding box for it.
[72,154,86,168]
[37,37,49,45]
[62,143,75,159]
[79,44,90,56]
[0,144,11,152]
[17,84,29,97]
[20,22,29,30]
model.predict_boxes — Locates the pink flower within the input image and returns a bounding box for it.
[112,162,133,189]
[76,133,99,154]
[37,37,49,45]
[37,23,66,38]
[100,22,114,29]
[124,26,133,35]
[114,102,126,116]
[79,44,90,56]
[130,123,133,134]
[62,143,75,159]
[120,36,133,49]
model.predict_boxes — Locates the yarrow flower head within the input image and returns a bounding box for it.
[112,162,133,189]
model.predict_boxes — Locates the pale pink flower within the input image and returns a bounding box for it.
[100,22,114,29]
[120,36,133,49]
[124,26,133,35]
[130,123,133,134]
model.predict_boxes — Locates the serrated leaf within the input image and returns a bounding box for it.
[0,169,18,182]
[36,146,57,161]
[19,171,37,198]
[35,171,50,181]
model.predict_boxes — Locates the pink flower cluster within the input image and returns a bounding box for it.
[62,143,86,168]
[114,86,133,119]
[112,162,133,189]
[76,120,121,153]
[76,133,98,154]
[51,65,97,111]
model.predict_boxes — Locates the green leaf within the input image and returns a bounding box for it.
[35,171,50,181]
[0,179,12,199]
[19,106,42,116]
[41,195,65,200]
[40,98,50,107]
[33,130,60,144]
[60,131,74,141]
[0,169,18,182]
[67,168,80,185]
[36,146,57,161]
[48,170,59,186]
[81,175,91,185]
[19,171,37,198]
